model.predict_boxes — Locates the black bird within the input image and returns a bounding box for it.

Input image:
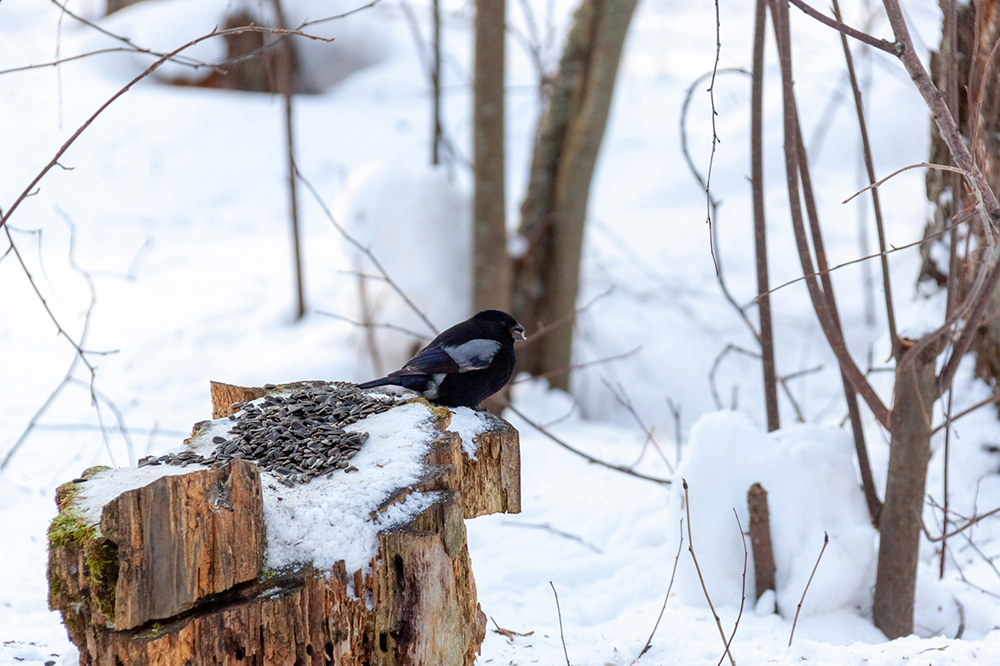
[357,310,526,408]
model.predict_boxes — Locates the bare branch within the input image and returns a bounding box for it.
[842,162,968,204]
[717,510,747,666]
[832,0,899,358]
[633,518,684,663]
[770,0,889,427]
[704,0,724,274]
[294,165,439,335]
[787,0,899,54]
[602,378,674,474]
[500,521,602,553]
[48,0,213,70]
[930,388,1000,434]
[316,310,426,340]
[503,401,671,485]
[518,287,614,347]
[0,24,334,234]
[512,346,642,384]
[788,531,829,646]
[757,212,974,300]
[925,502,1000,542]
[550,582,571,666]
[683,479,736,666]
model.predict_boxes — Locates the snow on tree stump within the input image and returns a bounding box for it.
[47,381,520,666]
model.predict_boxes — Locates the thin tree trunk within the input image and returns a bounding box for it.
[473,0,511,312]
[873,339,942,638]
[514,0,637,388]
[269,0,306,320]
[432,0,443,165]
[750,0,780,431]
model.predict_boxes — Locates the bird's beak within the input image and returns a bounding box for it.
[513,326,527,341]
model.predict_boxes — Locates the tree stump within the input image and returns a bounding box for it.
[47,381,520,665]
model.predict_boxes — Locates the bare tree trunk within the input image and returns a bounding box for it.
[873,339,942,638]
[473,0,511,313]
[513,0,637,388]
[751,0,780,432]
[432,0,443,165]
[268,0,306,320]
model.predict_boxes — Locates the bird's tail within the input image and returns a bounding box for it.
[357,377,392,389]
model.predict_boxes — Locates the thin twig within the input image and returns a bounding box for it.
[512,347,642,384]
[941,387,954,578]
[832,0,899,358]
[756,212,974,301]
[603,379,674,474]
[3,228,95,376]
[298,0,384,29]
[294,166,439,335]
[704,0,723,274]
[503,401,671,485]
[0,24,334,234]
[0,48,180,76]
[788,531,829,646]
[709,344,760,411]
[930,388,1000,434]
[684,479,736,666]
[518,287,614,347]
[680,67,752,300]
[924,504,1000,542]
[633,518,684,663]
[316,310,426,340]
[718,510,748,666]
[501,521,602,553]
[843,162,968,203]
[550,582,571,666]
[47,0,214,70]
[787,0,899,54]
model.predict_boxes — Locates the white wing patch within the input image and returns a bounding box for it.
[444,339,501,372]
[422,374,446,399]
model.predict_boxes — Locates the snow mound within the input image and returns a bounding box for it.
[668,411,877,621]
[336,161,473,372]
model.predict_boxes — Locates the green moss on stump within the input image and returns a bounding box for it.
[48,472,120,629]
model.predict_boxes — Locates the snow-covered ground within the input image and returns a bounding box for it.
[2,0,1000,664]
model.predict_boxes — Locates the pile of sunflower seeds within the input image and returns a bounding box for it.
[138,383,404,486]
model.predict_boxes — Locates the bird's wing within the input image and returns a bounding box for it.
[391,339,502,376]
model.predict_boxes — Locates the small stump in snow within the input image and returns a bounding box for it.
[47,381,520,666]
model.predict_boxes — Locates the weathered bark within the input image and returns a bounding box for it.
[48,382,520,665]
[473,0,511,313]
[747,483,775,605]
[513,0,637,389]
[210,380,266,418]
[873,339,943,638]
[102,459,265,630]
[924,1,1000,394]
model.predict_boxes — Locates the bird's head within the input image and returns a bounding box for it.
[473,309,527,342]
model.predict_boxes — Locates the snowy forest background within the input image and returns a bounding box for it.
[3,0,1000,664]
